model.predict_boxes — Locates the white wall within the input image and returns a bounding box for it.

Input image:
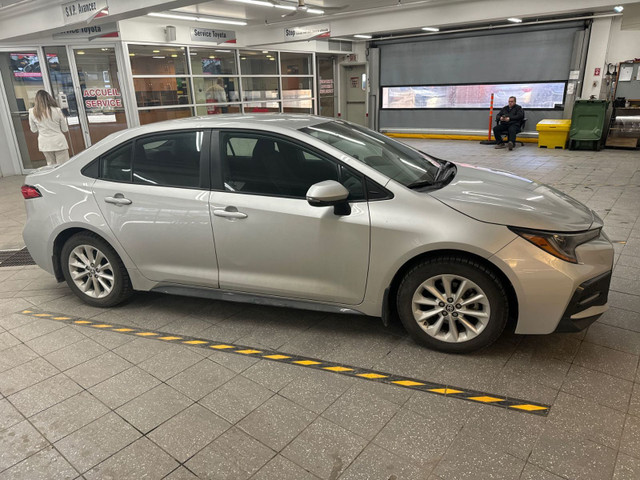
[607,17,640,64]
[581,17,613,99]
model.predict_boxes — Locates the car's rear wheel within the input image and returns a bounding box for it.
[61,232,132,307]
[397,256,508,353]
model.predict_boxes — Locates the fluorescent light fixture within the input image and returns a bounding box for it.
[129,53,135,56]
[307,8,324,14]
[153,49,160,53]
[614,5,624,12]
[421,26,439,32]
[274,5,296,10]
[77,51,85,55]
[152,56,166,59]
[229,0,274,6]
[507,17,522,23]
[354,34,372,39]
[215,49,231,52]
[147,12,247,26]
[171,54,178,57]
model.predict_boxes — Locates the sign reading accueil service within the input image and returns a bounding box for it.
[62,0,108,25]
[284,24,330,42]
[190,28,236,44]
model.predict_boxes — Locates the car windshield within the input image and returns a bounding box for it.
[300,121,442,187]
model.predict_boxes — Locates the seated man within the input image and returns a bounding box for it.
[494,96,524,150]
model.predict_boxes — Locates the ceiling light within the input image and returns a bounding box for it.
[215,49,231,52]
[307,8,324,14]
[421,26,439,32]
[77,51,85,55]
[354,34,372,39]
[152,56,166,59]
[229,0,274,6]
[129,53,135,56]
[153,49,160,53]
[274,5,296,10]
[241,57,247,60]
[614,5,624,12]
[147,12,247,26]
[262,50,269,53]
[507,17,522,23]
[171,54,178,57]
[209,55,216,59]
[269,58,275,61]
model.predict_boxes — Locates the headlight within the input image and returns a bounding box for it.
[509,227,601,263]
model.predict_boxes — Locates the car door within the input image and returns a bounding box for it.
[209,130,370,305]
[92,129,219,287]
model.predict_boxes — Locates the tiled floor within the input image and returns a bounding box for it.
[0,139,639,479]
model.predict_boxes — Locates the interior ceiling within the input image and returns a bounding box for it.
[173,0,467,26]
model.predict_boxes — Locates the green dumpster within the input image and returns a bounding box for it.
[568,100,608,151]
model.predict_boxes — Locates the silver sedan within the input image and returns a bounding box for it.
[22,115,613,353]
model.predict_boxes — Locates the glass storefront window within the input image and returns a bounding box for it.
[196,104,241,116]
[244,102,280,113]
[283,100,313,113]
[282,77,313,100]
[133,77,192,107]
[190,49,236,75]
[280,52,311,75]
[241,77,279,102]
[240,50,278,75]
[139,107,194,125]
[129,45,188,75]
[193,77,240,104]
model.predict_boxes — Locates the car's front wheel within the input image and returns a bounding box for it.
[397,256,508,353]
[61,232,132,307]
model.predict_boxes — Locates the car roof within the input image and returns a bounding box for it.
[129,114,332,136]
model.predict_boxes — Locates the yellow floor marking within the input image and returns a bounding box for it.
[392,380,426,387]
[136,332,158,336]
[468,396,504,403]
[510,404,548,412]
[324,366,353,372]
[263,354,291,360]
[357,373,388,379]
[159,336,182,341]
[235,349,262,354]
[22,310,33,313]
[74,320,92,324]
[34,313,51,317]
[429,388,463,395]
[210,344,235,349]
[91,324,113,328]
[294,360,322,365]
[113,328,134,332]
[53,317,71,320]
[183,340,208,345]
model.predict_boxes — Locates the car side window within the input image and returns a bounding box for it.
[133,131,203,188]
[221,133,365,200]
[100,142,132,182]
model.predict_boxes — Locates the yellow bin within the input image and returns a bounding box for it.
[536,119,571,149]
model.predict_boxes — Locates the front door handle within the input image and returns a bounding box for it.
[105,194,132,206]
[213,206,247,219]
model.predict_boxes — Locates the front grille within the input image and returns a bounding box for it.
[0,248,36,267]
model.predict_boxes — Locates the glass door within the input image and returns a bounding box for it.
[0,50,48,169]
[71,46,128,146]
[317,54,336,118]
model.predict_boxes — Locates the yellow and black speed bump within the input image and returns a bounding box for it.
[21,309,550,416]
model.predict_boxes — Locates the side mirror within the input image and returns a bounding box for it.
[306,180,351,215]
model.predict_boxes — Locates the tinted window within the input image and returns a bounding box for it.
[133,131,204,188]
[100,142,132,182]
[221,133,365,200]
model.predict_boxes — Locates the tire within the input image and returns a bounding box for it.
[60,232,133,307]
[396,256,508,353]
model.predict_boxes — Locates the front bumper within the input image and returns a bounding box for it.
[553,271,612,332]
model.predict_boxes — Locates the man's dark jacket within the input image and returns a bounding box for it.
[496,104,524,126]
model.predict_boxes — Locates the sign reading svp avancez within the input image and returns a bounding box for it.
[62,0,108,25]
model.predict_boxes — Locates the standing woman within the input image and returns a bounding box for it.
[28,90,70,166]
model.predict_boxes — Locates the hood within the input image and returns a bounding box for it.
[429,164,595,232]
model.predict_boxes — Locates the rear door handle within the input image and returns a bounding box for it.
[105,194,132,206]
[213,206,247,219]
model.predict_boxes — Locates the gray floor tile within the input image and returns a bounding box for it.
[281,418,367,479]
[147,404,230,463]
[432,436,525,480]
[205,349,260,373]
[338,444,429,480]
[0,397,24,431]
[185,427,275,480]
[44,338,108,371]
[241,359,301,392]
[111,337,174,365]
[0,343,38,373]
[163,466,199,479]
[0,331,21,352]
[199,375,273,424]
[8,373,82,417]
[79,328,136,350]
[561,364,633,412]
[84,437,179,480]
[0,445,77,480]
[0,420,49,472]
[88,366,161,409]
[279,368,352,414]
[138,346,204,381]
[518,463,565,480]
[31,391,110,443]
[64,351,132,389]
[321,387,400,441]
[238,394,316,451]
[116,383,192,434]
[54,413,141,474]
[166,358,235,401]
[598,306,640,333]
[24,326,86,356]
[8,318,64,343]
[620,415,640,460]
[629,383,640,417]
[0,357,59,396]
[252,455,320,480]
[613,453,640,480]
[574,341,639,381]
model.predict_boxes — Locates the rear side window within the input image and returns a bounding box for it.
[133,131,204,188]
[100,142,132,182]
